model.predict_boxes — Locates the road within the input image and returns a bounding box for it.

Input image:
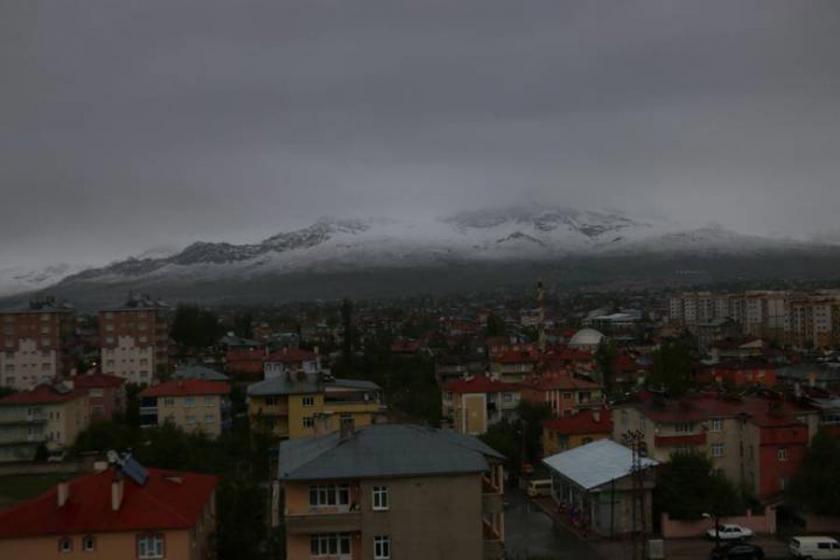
[504,489,601,559]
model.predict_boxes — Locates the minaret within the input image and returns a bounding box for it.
[537,279,546,353]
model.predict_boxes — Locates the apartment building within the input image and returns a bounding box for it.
[542,407,612,456]
[520,370,602,417]
[0,383,90,462]
[139,380,231,438]
[612,393,819,500]
[0,299,75,391]
[221,334,265,379]
[247,371,384,440]
[488,348,539,383]
[276,424,506,560]
[99,294,169,384]
[0,454,218,560]
[264,348,321,380]
[441,375,521,436]
[71,373,126,421]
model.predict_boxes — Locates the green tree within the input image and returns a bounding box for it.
[170,305,223,349]
[595,339,618,395]
[788,430,840,515]
[517,400,552,465]
[232,312,254,339]
[648,339,693,397]
[655,451,743,520]
[485,312,507,337]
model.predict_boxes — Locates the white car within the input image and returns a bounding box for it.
[705,524,754,541]
[789,536,840,559]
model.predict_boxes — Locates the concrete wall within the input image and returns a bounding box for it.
[0,529,193,560]
[101,335,155,385]
[157,394,226,438]
[661,508,776,539]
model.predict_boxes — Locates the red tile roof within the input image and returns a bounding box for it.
[493,349,540,365]
[444,375,521,394]
[543,408,612,435]
[0,468,218,538]
[266,348,317,363]
[0,384,85,405]
[523,373,601,392]
[72,373,125,389]
[140,380,230,398]
[629,392,813,427]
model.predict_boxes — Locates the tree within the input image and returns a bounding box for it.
[594,339,618,396]
[485,312,507,337]
[170,305,223,349]
[788,430,840,515]
[654,451,743,520]
[648,339,693,397]
[517,400,552,465]
[232,312,254,339]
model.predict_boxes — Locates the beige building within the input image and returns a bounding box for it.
[0,453,218,560]
[0,299,75,391]
[0,383,90,462]
[99,294,169,384]
[276,424,506,560]
[140,380,231,438]
[441,375,521,436]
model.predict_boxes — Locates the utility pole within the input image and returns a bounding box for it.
[622,430,649,560]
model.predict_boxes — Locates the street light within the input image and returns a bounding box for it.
[702,512,721,551]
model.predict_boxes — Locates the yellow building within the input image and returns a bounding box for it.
[247,373,384,439]
[541,408,612,457]
[0,383,90,462]
[139,380,232,438]
[0,453,218,560]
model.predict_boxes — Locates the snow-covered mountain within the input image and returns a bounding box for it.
[5,206,837,305]
[0,263,89,297]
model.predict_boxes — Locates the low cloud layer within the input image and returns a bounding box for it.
[2,1,839,266]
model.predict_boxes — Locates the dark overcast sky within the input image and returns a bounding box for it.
[2,1,840,266]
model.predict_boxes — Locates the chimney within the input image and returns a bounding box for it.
[339,417,355,441]
[592,409,601,423]
[57,480,69,508]
[111,475,124,511]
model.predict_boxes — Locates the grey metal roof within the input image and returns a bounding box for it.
[542,439,658,491]
[173,364,229,382]
[277,424,500,481]
[247,376,380,397]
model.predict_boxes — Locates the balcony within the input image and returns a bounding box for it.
[654,433,707,447]
[284,510,362,535]
[139,406,158,416]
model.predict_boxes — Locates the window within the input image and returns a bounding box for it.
[58,537,72,553]
[163,397,174,406]
[303,417,314,428]
[563,392,573,400]
[205,414,215,424]
[779,477,788,491]
[373,536,391,560]
[674,423,693,433]
[310,534,351,557]
[90,388,104,397]
[137,533,164,559]
[204,396,214,406]
[712,444,724,458]
[302,396,315,407]
[82,535,95,552]
[778,447,788,462]
[309,484,350,507]
[185,397,196,407]
[710,418,723,432]
[502,392,513,403]
[373,486,389,511]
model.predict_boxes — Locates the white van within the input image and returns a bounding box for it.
[527,479,552,497]
[789,536,840,559]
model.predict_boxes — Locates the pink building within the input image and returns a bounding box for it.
[72,373,126,421]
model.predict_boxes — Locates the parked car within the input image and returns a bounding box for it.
[526,479,552,497]
[709,542,764,560]
[789,536,840,559]
[46,451,66,463]
[705,524,754,541]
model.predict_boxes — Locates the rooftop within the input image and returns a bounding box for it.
[0,467,218,538]
[543,408,612,435]
[266,348,317,364]
[443,375,521,395]
[247,375,380,397]
[277,424,503,481]
[0,384,85,406]
[543,439,658,490]
[72,373,125,389]
[140,379,230,398]
[172,364,230,382]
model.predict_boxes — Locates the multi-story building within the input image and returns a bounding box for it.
[276,423,506,560]
[0,383,90,462]
[520,371,602,417]
[139,380,231,438]
[542,407,612,456]
[221,334,265,380]
[441,375,521,436]
[612,393,819,500]
[247,371,384,440]
[71,373,126,421]
[99,294,169,385]
[264,348,321,380]
[0,454,218,560]
[0,299,75,391]
[489,348,539,383]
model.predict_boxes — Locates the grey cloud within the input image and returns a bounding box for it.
[1,0,839,265]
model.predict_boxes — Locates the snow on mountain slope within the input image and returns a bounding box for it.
[0,263,89,297]
[29,207,837,293]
